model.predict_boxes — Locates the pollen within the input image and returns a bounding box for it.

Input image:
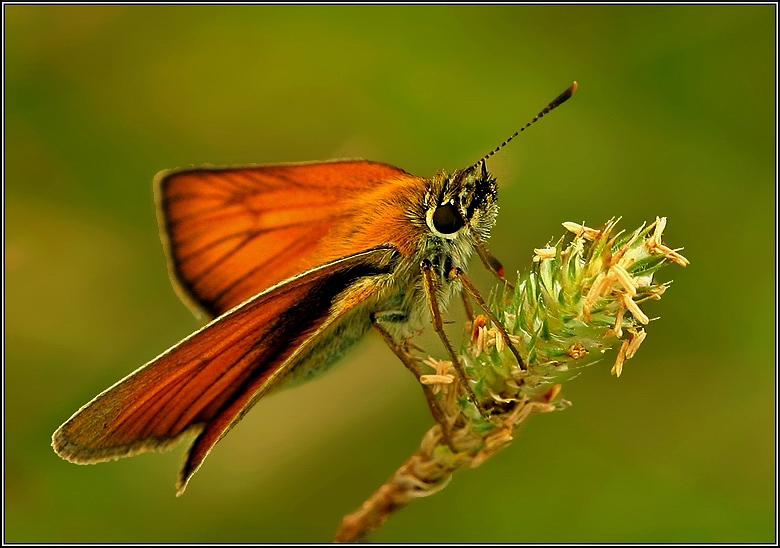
[611,339,630,377]
[567,344,588,360]
[422,357,454,376]
[495,329,505,353]
[647,216,690,267]
[420,374,455,385]
[420,357,456,394]
[611,264,638,296]
[533,246,557,262]
[562,221,600,241]
[583,271,615,320]
[625,328,647,359]
[472,326,486,356]
[604,306,626,339]
[611,328,647,377]
[470,315,488,344]
[620,292,650,325]
[543,384,562,403]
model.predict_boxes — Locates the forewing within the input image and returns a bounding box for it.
[156,161,413,318]
[52,247,397,492]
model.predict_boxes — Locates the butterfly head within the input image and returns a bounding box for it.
[421,81,578,250]
[424,160,498,245]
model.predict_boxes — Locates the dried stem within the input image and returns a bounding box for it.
[335,394,565,543]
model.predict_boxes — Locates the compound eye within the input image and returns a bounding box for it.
[431,203,464,235]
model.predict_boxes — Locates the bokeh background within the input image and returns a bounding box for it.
[5,5,775,543]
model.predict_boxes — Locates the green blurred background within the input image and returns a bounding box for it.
[5,5,775,543]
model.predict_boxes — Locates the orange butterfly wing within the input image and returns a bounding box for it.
[52,247,398,493]
[156,161,423,318]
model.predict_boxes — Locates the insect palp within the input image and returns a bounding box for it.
[467,224,515,290]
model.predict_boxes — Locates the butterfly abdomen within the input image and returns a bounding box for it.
[279,310,374,389]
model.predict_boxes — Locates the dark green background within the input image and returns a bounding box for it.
[5,5,775,543]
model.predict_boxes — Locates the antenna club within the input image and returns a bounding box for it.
[470,82,578,171]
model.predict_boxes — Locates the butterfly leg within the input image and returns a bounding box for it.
[449,267,527,371]
[370,313,458,451]
[420,259,488,419]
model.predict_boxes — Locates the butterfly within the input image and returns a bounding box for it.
[52,82,577,495]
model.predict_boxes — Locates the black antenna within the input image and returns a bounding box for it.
[471,81,578,172]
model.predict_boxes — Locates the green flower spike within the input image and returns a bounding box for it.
[335,217,689,542]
